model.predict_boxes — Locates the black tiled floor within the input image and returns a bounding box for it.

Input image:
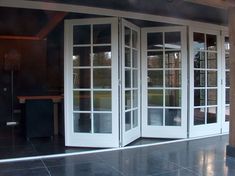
[0,135,234,176]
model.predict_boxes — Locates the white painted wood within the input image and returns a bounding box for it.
[141,26,188,138]
[64,18,119,147]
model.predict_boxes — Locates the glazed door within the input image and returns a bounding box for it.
[141,26,188,138]
[64,18,119,147]
[121,19,141,146]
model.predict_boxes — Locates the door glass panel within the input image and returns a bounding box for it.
[148,90,163,106]
[73,69,90,89]
[147,33,163,49]
[132,49,138,68]
[207,89,217,105]
[93,46,111,66]
[193,33,205,51]
[125,91,131,110]
[207,52,217,69]
[165,51,181,68]
[207,71,217,87]
[194,51,205,68]
[133,70,138,88]
[165,89,181,107]
[125,69,131,88]
[207,107,217,123]
[94,113,112,133]
[226,106,230,121]
[94,91,111,111]
[194,89,205,106]
[194,70,205,87]
[73,91,90,111]
[125,48,131,67]
[165,70,181,87]
[74,113,91,133]
[165,109,181,126]
[226,53,230,69]
[133,109,138,128]
[133,90,138,108]
[148,51,163,68]
[125,27,131,46]
[206,34,217,51]
[226,89,230,104]
[125,111,131,131]
[132,30,138,49]
[93,24,111,44]
[148,109,163,126]
[165,32,181,49]
[73,47,91,66]
[93,69,111,88]
[226,71,230,87]
[73,25,90,45]
[194,108,205,125]
[148,70,163,87]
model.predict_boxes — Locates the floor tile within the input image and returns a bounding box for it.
[0,168,50,176]
[151,168,200,176]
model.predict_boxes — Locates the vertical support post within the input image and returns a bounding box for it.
[227,7,235,157]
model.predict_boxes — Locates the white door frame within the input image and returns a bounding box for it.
[121,19,141,146]
[64,18,119,147]
[141,26,188,138]
[189,27,222,138]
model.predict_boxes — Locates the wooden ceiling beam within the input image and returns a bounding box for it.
[36,12,67,39]
[0,35,40,40]
[185,0,235,9]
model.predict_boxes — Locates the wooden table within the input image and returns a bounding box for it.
[17,95,63,135]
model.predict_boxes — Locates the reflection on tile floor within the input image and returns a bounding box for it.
[0,135,234,176]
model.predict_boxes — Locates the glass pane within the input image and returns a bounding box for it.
[148,70,163,87]
[206,34,217,51]
[194,51,205,68]
[94,91,111,111]
[193,33,205,51]
[194,70,205,87]
[194,108,205,125]
[148,109,163,126]
[73,91,90,111]
[132,30,138,48]
[73,47,90,66]
[225,106,230,122]
[207,89,217,105]
[73,69,90,89]
[226,88,230,104]
[207,52,217,69]
[93,69,111,88]
[148,90,163,106]
[226,71,230,87]
[94,113,112,133]
[147,33,163,49]
[133,109,138,128]
[225,37,230,52]
[132,49,138,68]
[125,91,131,110]
[165,89,181,107]
[125,27,131,46]
[165,51,181,68]
[125,48,131,67]
[165,70,181,87]
[133,90,138,108]
[148,51,163,68]
[125,69,131,88]
[207,71,217,87]
[125,111,131,131]
[133,70,138,88]
[226,53,230,69]
[165,32,181,49]
[93,24,111,44]
[74,113,91,133]
[194,89,205,106]
[165,109,181,126]
[93,46,111,66]
[207,107,217,124]
[73,25,90,45]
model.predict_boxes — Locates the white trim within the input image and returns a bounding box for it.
[0,133,228,163]
[0,0,228,31]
